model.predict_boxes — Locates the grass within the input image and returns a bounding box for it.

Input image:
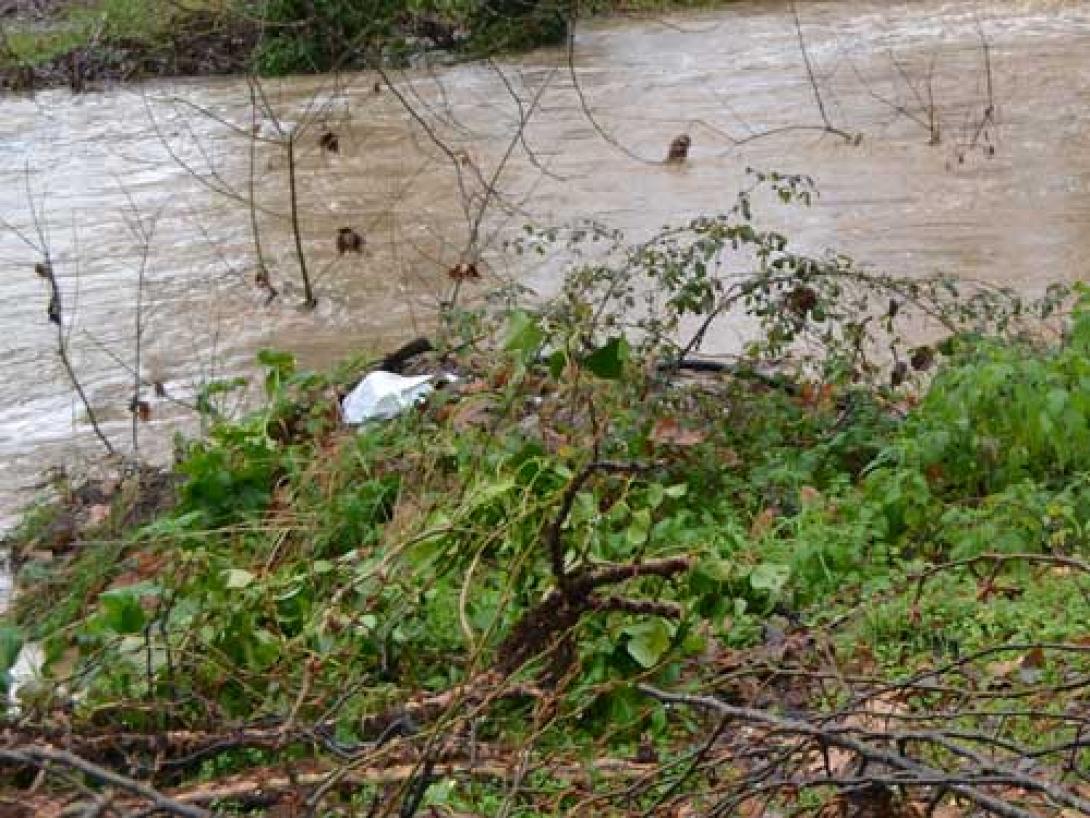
[0,0,233,69]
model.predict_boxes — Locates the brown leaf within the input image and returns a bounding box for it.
[1021,646,1047,669]
[450,400,494,431]
[799,381,834,409]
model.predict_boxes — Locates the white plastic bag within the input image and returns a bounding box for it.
[341,371,435,423]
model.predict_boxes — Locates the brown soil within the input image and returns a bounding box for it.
[5,465,179,561]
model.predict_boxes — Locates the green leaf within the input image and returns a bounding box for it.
[504,310,544,358]
[463,477,516,513]
[749,563,790,595]
[695,557,733,584]
[257,348,296,397]
[623,619,674,668]
[582,336,629,380]
[99,590,147,635]
[137,510,206,539]
[548,350,568,380]
[626,507,652,546]
[646,483,665,510]
[663,483,688,499]
[0,625,24,694]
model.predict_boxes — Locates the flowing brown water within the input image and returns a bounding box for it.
[2,0,1090,522]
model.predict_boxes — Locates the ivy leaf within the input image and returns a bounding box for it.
[623,619,674,668]
[582,337,628,380]
[749,563,790,595]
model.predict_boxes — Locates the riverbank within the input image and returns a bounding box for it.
[0,0,729,91]
[0,1,255,91]
[2,201,1090,813]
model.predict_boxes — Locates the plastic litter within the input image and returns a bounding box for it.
[7,642,43,711]
[342,371,437,423]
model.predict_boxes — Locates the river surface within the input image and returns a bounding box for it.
[2,0,1090,521]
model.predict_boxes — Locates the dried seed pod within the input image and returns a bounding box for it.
[890,361,909,388]
[635,733,658,764]
[318,129,339,153]
[447,261,480,282]
[665,133,691,164]
[336,227,364,255]
[786,285,818,317]
[34,261,52,279]
[910,345,935,372]
[129,398,151,422]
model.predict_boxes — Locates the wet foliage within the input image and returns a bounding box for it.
[2,183,1090,816]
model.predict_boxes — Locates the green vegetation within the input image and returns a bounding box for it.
[253,0,568,74]
[3,176,1089,815]
[0,0,733,86]
[0,0,568,86]
[0,0,221,65]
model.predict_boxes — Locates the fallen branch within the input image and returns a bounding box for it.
[638,684,1090,818]
[0,745,209,818]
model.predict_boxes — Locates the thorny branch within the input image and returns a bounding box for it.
[638,684,1090,818]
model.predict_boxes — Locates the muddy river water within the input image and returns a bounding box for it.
[2,0,1090,522]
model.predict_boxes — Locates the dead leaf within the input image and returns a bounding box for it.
[1021,646,1047,669]
[799,381,834,409]
[451,400,494,431]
